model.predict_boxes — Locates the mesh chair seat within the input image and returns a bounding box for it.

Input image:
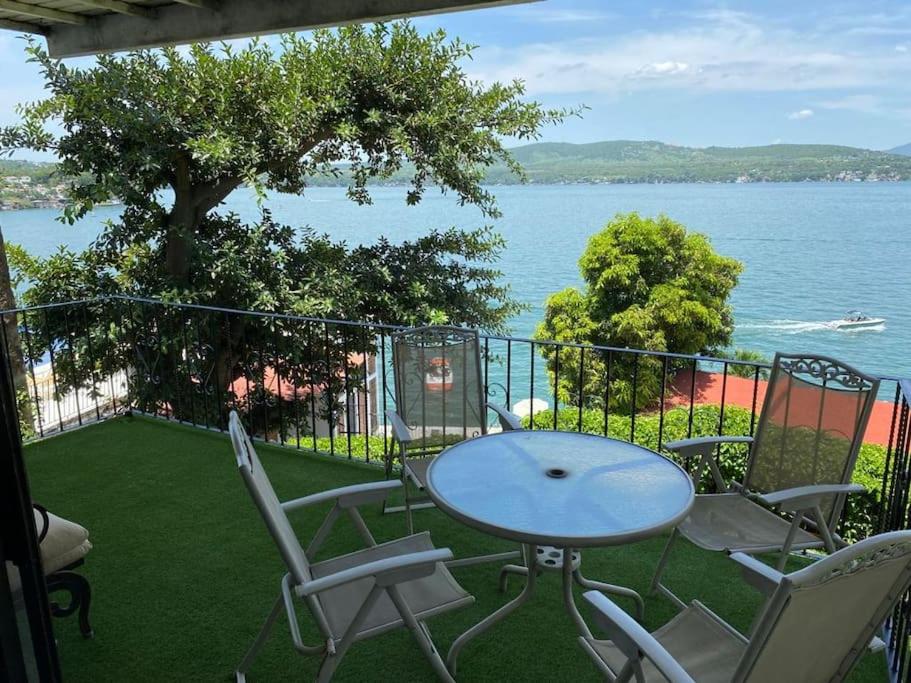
[583,601,746,682]
[680,493,822,553]
[311,531,473,642]
[404,456,435,489]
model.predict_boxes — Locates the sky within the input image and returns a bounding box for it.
[2,0,911,154]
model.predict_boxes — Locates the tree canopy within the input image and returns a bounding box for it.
[1,25,567,313]
[536,212,742,410]
[0,24,570,426]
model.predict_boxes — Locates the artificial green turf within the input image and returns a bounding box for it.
[24,416,888,682]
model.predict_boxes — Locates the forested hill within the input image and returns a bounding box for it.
[481,141,911,184]
[5,141,911,209]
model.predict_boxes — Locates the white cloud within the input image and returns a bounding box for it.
[897,44,910,53]
[468,9,911,96]
[635,61,692,78]
[788,109,814,120]
[516,9,616,24]
[817,94,881,114]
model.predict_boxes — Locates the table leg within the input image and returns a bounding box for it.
[573,568,645,622]
[447,543,538,675]
[562,548,594,639]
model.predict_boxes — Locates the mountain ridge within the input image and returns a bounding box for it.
[488,140,911,184]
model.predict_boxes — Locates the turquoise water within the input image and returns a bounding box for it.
[1,182,909,380]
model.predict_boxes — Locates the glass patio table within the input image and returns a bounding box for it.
[425,429,695,673]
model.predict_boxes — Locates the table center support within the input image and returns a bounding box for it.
[446,544,645,675]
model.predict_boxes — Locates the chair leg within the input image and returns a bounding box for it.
[650,528,678,594]
[235,595,283,682]
[776,514,805,572]
[386,585,455,683]
[650,528,687,611]
[409,617,456,683]
[316,650,344,683]
[404,475,415,536]
[316,584,385,683]
[46,570,93,638]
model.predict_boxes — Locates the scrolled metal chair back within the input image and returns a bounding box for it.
[745,353,880,526]
[736,530,911,682]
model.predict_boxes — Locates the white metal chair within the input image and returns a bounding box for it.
[652,353,879,608]
[385,326,521,538]
[582,530,911,682]
[228,411,473,682]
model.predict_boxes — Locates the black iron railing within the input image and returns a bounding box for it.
[881,379,911,682]
[0,296,777,455]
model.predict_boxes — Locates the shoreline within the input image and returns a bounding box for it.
[4,179,911,212]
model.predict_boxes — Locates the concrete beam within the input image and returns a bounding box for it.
[46,0,537,57]
[0,16,47,34]
[75,0,154,19]
[170,0,218,9]
[0,0,86,24]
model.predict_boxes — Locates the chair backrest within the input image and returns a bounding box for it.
[391,326,486,449]
[229,411,312,586]
[735,530,911,682]
[744,353,879,525]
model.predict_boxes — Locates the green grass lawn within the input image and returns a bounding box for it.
[24,416,888,681]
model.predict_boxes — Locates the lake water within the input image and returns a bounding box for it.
[1,182,909,382]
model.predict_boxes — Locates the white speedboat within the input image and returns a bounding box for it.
[827,311,885,330]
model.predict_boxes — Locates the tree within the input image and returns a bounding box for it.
[0,224,33,435]
[536,212,742,411]
[0,25,570,427]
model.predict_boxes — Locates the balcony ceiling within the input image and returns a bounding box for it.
[0,0,537,58]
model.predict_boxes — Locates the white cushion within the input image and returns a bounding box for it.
[34,509,92,574]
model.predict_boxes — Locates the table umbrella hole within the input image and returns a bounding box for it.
[545,468,568,479]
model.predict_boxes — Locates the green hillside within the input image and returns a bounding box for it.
[4,142,911,210]
[889,143,911,156]
[486,140,911,184]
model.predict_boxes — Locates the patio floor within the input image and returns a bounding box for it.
[25,416,888,681]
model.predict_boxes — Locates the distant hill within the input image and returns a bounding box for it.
[482,140,911,184]
[0,160,68,210]
[0,159,59,181]
[6,142,911,209]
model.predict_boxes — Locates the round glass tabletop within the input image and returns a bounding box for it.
[425,430,694,548]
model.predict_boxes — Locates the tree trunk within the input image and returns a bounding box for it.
[165,156,196,287]
[0,224,34,431]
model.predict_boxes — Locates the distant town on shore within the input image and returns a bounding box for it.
[4,139,911,210]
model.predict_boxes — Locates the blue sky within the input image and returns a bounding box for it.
[2,0,911,153]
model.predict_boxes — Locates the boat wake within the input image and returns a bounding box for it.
[738,319,885,334]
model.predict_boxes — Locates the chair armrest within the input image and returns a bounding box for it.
[663,436,751,492]
[756,483,865,511]
[296,548,453,597]
[583,592,695,683]
[386,410,414,445]
[663,436,754,451]
[729,552,784,596]
[281,480,401,512]
[487,402,523,431]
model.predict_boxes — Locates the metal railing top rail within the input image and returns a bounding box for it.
[3,296,908,391]
[1,294,777,371]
